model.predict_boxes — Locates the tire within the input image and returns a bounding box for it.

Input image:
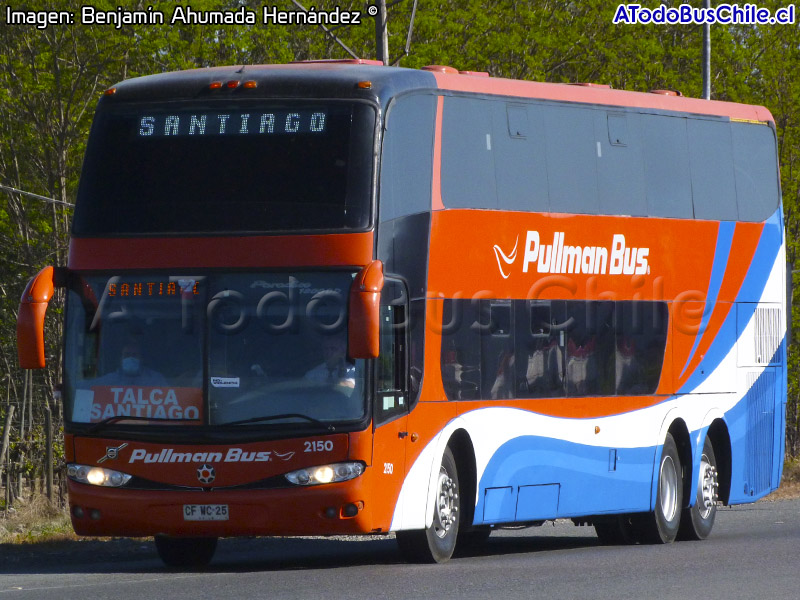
[678,436,719,541]
[155,535,217,568]
[640,433,683,544]
[396,447,460,563]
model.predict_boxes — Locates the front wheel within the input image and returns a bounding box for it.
[678,436,719,540]
[396,447,460,563]
[640,433,683,544]
[155,535,217,568]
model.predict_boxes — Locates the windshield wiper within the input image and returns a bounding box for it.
[85,415,201,434]
[221,413,335,431]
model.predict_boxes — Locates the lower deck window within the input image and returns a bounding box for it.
[440,299,667,400]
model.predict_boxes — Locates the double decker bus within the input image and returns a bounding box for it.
[18,60,786,566]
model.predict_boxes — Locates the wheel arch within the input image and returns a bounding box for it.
[667,419,693,510]
[447,429,478,530]
[706,418,732,505]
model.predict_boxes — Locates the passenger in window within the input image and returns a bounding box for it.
[567,335,598,396]
[441,340,461,398]
[441,338,480,400]
[490,346,515,399]
[305,335,356,390]
[522,338,563,397]
[91,338,168,387]
[615,335,641,394]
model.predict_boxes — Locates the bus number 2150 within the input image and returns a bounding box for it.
[304,440,333,452]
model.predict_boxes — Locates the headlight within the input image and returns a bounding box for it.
[67,464,132,487]
[285,462,364,486]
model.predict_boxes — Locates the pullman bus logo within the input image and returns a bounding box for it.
[197,464,216,484]
[494,231,650,278]
[493,236,519,279]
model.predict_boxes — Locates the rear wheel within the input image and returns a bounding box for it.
[396,447,460,563]
[640,433,683,544]
[155,535,217,568]
[678,436,719,540]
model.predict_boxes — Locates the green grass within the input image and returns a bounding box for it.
[0,495,76,544]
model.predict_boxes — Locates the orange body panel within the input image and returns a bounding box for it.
[427,210,726,301]
[370,415,409,530]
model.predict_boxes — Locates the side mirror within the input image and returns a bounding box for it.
[348,260,384,359]
[17,266,58,369]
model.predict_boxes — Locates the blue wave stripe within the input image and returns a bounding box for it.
[474,436,656,523]
[679,221,735,378]
[678,209,784,394]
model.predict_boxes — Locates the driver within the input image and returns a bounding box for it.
[304,335,356,389]
[92,338,168,387]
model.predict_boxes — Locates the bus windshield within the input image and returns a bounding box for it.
[72,101,375,235]
[63,272,366,428]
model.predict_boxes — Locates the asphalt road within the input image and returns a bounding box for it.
[2,498,799,600]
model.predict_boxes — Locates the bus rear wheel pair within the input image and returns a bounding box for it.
[595,434,718,545]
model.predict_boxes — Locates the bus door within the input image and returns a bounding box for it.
[372,280,409,513]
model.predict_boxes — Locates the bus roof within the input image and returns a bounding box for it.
[104,61,773,124]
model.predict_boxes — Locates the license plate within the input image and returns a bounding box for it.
[183,504,229,521]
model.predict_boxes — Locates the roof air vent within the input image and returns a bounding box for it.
[422,65,459,74]
[649,89,684,96]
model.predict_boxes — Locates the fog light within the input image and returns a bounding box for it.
[90,509,101,520]
[324,507,337,519]
[342,503,359,518]
[72,506,85,519]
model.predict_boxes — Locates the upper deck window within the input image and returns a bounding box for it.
[439,96,780,222]
[73,101,376,235]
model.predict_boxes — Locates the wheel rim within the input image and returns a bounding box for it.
[659,454,678,521]
[433,466,458,538]
[698,454,718,519]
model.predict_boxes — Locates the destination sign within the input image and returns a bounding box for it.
[136,109,328,137]
[72,386,203,423]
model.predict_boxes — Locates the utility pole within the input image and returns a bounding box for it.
[702,0,711,99]
[375,0,389,65]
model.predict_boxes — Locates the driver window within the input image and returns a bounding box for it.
[376,279,408,424]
